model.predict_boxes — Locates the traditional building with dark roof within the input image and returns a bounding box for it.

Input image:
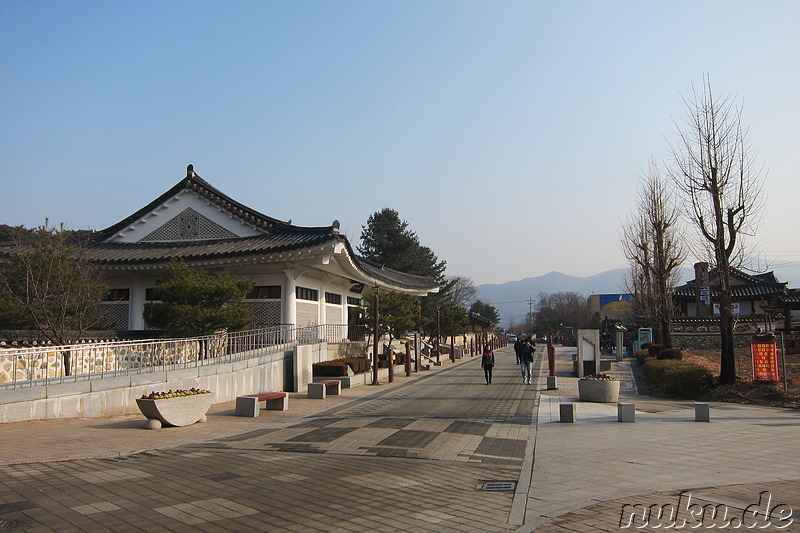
[88,165,439,332]
[672,262,798,334]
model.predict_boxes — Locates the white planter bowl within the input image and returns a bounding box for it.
[578,379,620,403]
[136,393,213,427]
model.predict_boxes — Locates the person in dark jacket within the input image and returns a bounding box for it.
[481,343,495,385]
[513,338,524,365]
[521,338,535,384]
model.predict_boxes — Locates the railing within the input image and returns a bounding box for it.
[0,324,364,390]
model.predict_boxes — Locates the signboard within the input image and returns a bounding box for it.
[700,285,711,306]
[751,341,779,382]
[713,303,740,315]
[598,294,633,312]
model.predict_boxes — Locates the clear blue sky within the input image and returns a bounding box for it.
[2,1,799,285]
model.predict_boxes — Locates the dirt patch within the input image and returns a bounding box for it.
[684,348,800,409]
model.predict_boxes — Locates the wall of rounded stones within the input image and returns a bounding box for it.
[0,337,229,385]
[671,334,753,350]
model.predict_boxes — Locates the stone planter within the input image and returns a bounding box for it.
[136,393,213,429]
[578,379,620,403]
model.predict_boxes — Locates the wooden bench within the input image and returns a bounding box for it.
[307,380,341,399]
[235,392,288,417]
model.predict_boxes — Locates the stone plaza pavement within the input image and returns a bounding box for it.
[1,346,799,532]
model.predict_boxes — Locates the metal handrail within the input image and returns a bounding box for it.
[0,324,365,390]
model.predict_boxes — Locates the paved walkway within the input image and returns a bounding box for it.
[1,346,799,532]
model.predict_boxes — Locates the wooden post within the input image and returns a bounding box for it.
[372,287,379,386]
[405,342,412,376]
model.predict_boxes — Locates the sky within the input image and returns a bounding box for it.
[2,1,799,286]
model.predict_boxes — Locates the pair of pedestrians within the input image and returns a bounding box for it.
[514,338,535,384]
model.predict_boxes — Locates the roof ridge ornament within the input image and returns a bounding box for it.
[187,164,196,179]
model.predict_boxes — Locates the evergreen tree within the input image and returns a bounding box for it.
[362,290,418,347]
[144,259,254,337]
[358,208,446,283]
[469,299,500,325]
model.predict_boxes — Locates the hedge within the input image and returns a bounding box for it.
[641,359,715,399]
[657,348,684,360]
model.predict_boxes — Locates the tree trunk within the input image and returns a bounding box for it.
[659,319,672,349]
[62,349,72,377]
[718,292,737,384]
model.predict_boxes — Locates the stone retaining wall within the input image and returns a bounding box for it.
[672,333,800,351]
[0,347,297,424]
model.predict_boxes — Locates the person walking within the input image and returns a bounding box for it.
[521,338,535,384]
[513,337,524,365]
[481,343,495,385]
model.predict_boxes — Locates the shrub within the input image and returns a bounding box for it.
[657,348,684,360]
[642,359,714,399]
[634,351,651,366]
[647,343,664,357]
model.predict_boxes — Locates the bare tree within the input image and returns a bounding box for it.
[0,223,108,375]
[534,291,597,342]
[620,159,686,348]
[667,76,766,384]
[442,275,477,309]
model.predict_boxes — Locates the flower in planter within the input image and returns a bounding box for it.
[141,388,210,400]
[579,373,617,381]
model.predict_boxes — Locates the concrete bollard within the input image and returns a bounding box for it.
[617,403,635,423]
[546,376,558,390]
[559,403,576,423]
[695,402,711,422]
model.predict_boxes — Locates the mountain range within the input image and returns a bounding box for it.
[476,264,800,329]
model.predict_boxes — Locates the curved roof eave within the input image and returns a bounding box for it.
[333,239,440,296]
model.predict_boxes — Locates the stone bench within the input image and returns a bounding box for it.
[308,380,341,399]
[235,392,288,417]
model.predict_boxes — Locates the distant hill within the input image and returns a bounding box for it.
[476,263,800,329]
[475,269,636,328]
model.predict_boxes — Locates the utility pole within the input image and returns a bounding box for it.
[527,296,535,335]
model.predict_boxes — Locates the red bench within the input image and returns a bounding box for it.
[235,392,288,417]
[308,380,341,399]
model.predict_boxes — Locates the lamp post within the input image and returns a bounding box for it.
[372,286,380,386]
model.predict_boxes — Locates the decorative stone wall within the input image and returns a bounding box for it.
[672,334,756,351]
[297,302,318,327]
[97,302,130,331]
[0,336,229,385]
[326,305,343,324]
[246,301,282,328]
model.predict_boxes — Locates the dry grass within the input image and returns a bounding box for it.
[684,348,800,408]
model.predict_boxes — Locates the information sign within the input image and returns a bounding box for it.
[751,341,779,382]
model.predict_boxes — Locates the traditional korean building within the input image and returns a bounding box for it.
[671,262,796,334]
[85,165,439,333]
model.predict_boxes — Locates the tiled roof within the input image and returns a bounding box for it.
[81,166,439,294]
[94,167,293,241]
[674,282,787,300]
[674,266,788,301]
[84,232,336,266]
[355,257,441,292]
